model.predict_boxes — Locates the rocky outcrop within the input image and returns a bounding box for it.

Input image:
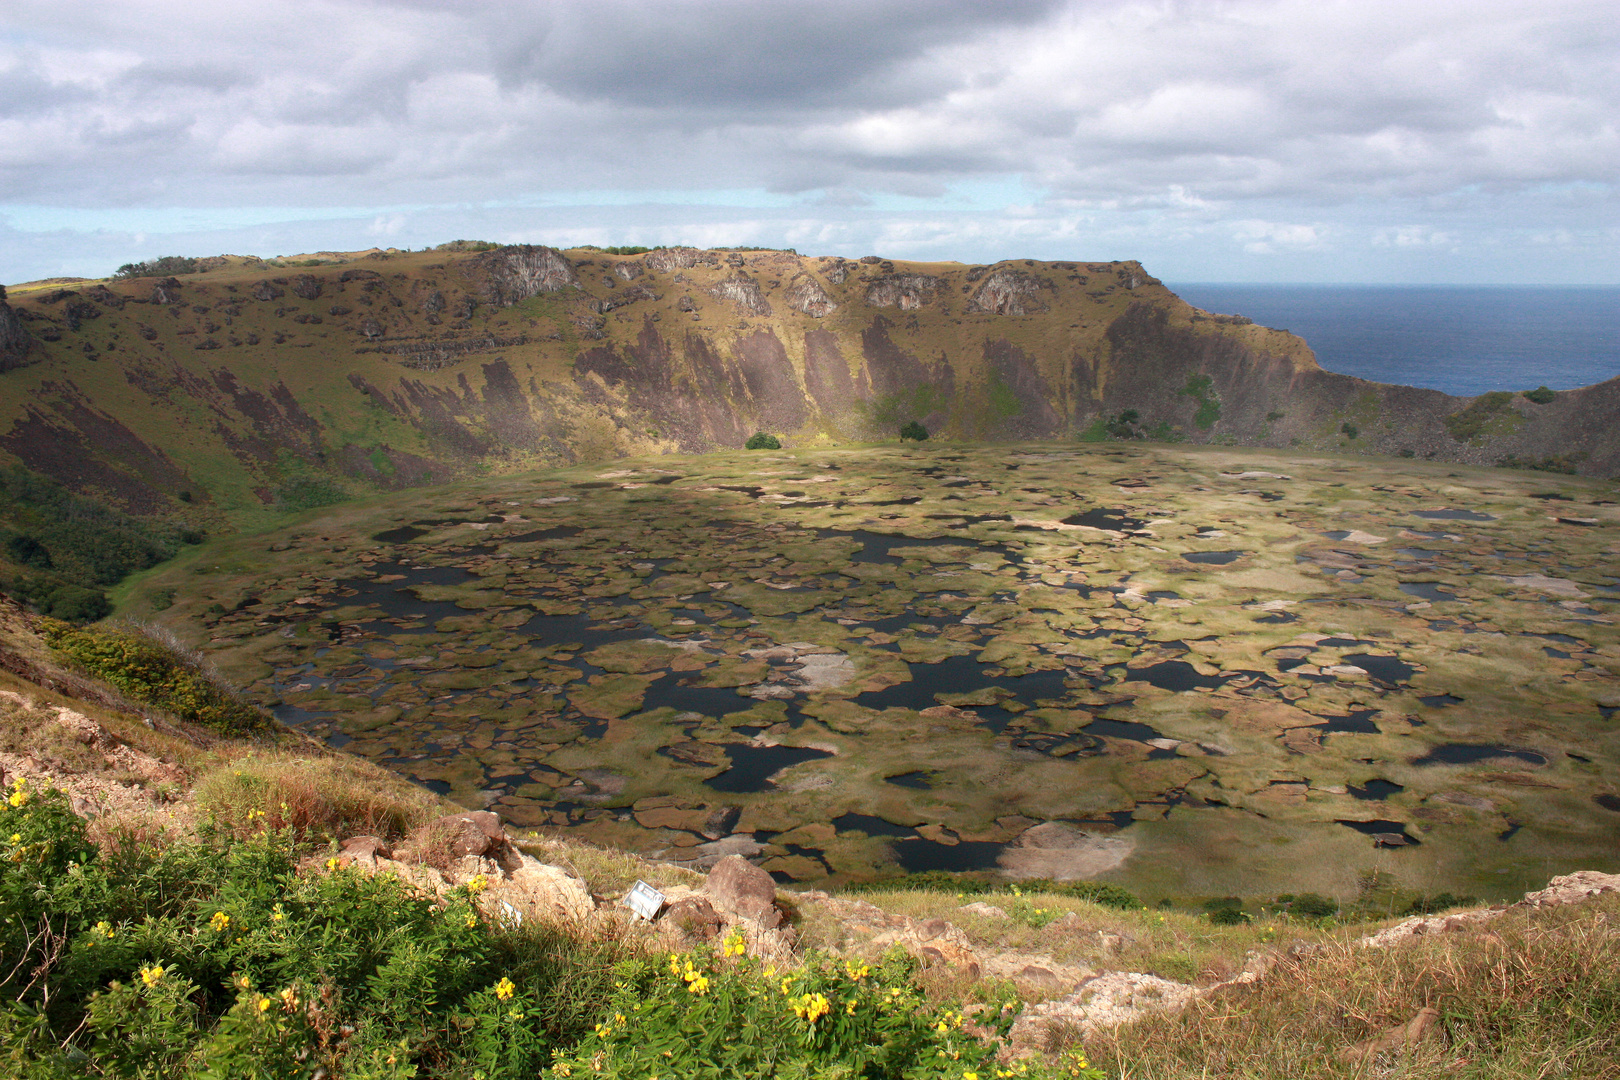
[704,854,785,929]
[865,274,939,311]
[644,247,719,274]
[250,281,284,302]
[467,245,580,306]
[149,277,183,305]
[784,274,837,317]
[291,274,323,300]
[0,287,34,372]
[708,274,773,317]
[968,268,1047,315]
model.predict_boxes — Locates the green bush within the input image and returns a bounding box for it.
[41,620,268,735]
[1524,386,1557,404]
[0,783,1088,1079]
[1340,422,1359,439]
[113,256,201,279]
[1177,374,1221,430]
[899,421,930,442]
[744,432,781,450]
[1208,907,1250,926]
[271,477,348,514]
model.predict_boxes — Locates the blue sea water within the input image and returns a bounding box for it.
[1166,284,1620,398]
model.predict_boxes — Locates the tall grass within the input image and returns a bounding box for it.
[1081,896,1620,1079]
[193,752,441,843]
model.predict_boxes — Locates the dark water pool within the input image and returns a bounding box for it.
[703,744,834,792]
[1125,660,1225,692]
[1337,819,1420,846]
[892,838,1007,873]
[1342,653,1414,683]
[1400,582,1459,603]
[1062,508,1146,531]
[1182,550,1245,565]
[1348,779,1404,800]
[1413,509,1496,522]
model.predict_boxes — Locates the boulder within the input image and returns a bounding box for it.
[503,855,595,925]
[339,835,392,868]
[663,895,725,942]
[704,854,783,929]
[291,274,323,300]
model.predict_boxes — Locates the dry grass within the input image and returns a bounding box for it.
[522,835,705,898]
[1080,895,1620,1079]
[192,751,444,843]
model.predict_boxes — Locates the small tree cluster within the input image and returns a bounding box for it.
[899,421,929,442]
[744,432,781,450]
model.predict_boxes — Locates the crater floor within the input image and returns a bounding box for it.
[139,442,1620,899]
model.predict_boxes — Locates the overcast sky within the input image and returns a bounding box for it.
[3,0,1616,284]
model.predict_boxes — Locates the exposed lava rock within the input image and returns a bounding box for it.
[709,274,773,317]
[292,274,323,301]
[0,287,34,372]
[467,245,580,306]
[784,274,838,318]
[967,268,1047,315]
[865,274,940,311]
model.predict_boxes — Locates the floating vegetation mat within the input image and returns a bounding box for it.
[148,444,1620,898]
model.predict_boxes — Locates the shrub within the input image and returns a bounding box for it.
[271,477,348,514]
[1177,373,1221,429]
[744,432,781,450]
[899,420,929,442]
[1209,907,1251,926]
[1340,422,1359,439]
[1524,385,1557,404]
[41,620,268,735]
[112,256,200,279]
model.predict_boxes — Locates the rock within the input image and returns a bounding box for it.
[967,268,1047,315]
[784,274,837,317]
[643,247,718,274]
[704,854,783,929]
[0,290,35,372]
[1338,1006,1445,1063]
[291,274,323,300]
[429,810,516,866]
[250,281,284,301]
[1519,870,1620,907]
[339,835,392,868]
[149,277,183,305]
[468,245,580,306]
[663,895,725,942]
[1009,972,1200,1056]
[612,261,644,281]
[708,275,772,317]
[864,274,939,311]
[503,855,595,925]
[959,901,1009,920]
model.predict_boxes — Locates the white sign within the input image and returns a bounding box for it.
[623,880,666,921]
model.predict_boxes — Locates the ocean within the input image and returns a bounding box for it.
[1166,284,1620,399]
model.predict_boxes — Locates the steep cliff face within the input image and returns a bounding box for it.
[1,245,1614,515]
[0,286,33,373]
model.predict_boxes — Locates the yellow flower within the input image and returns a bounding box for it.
[8,834,19,844]
[467,873,489,894]
[792,992,830,1023]
[844,959,870,980]
[256,996,272,1013]
[139,963,165,988]
[495,977,516,1001]
[464,912,478,929]
[686,974,709,995]
[326,857,341,871]
[93,920,114,939]
[936,1020,949,1034]
[279,986,298,1009]
[8,779,29,808]
[234,974,252,990]
[209,911,231,932]
[965,1073,979,1080]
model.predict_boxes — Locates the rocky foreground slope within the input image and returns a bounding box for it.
[2,245,1615,517]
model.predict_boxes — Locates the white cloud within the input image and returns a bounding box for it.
[0,0,1616,282]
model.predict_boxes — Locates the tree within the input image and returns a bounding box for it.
[744,432,781,450]
[899,421,928,442]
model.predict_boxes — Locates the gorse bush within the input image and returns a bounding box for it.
[0,780,1090,1079]
[541,939,1099,1080]
[41,619,268,735]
